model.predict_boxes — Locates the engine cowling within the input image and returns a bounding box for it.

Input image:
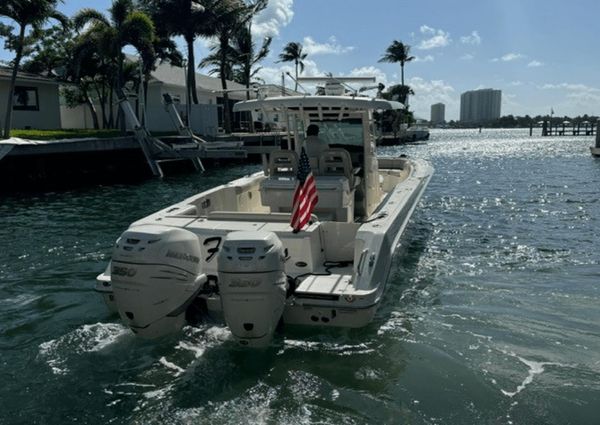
[218,231,287,347]
[111,225,206,339]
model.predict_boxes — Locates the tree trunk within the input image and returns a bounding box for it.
[117,54,126,133]
[294,59,298,92]
[186,35,199,104]
[2,24,26,139]
[108,83,114,128]
[95,85,108,129]
[220,34,232,134]
[400,63,404,87]
[246,79,254,133]
[84,90,100,129]
[142,77,149,126]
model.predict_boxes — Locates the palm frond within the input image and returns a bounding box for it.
[73,8,109,31]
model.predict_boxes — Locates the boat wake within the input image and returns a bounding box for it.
[38,322,129,375]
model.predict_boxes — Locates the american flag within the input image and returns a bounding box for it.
[291,147,318,233]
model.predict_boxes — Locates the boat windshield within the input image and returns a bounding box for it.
[311,119,364,147]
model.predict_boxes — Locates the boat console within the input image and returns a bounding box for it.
[260,149,357,222]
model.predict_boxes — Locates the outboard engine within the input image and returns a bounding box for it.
[111,225,207,339]
[218,231,287,347]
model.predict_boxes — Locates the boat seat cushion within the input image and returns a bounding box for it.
[268,150,298,177]
[260,176,352,210]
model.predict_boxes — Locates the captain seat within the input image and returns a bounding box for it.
[318,149,360,188]
[268,150,298,177]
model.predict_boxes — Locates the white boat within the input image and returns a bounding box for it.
[96,82,434,347]
[404,122,430,142]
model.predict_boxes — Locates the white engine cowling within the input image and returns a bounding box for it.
[218,231,287,347]
[111,225,206,339]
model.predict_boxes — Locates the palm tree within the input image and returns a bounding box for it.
[0,0,67,139]
[232,25,272,100]
[278,42,307,91]
[379,40,414,87]
[141,0,218,105]
[73,0,155,130]
[71,29,118,128]
[200,0,253,134]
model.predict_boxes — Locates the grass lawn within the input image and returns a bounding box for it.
[8,129,179,141]
[10,129,125,140]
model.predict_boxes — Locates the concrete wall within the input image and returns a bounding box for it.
[0,80,61,130]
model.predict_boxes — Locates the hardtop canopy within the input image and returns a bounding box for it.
[232,95,404,113]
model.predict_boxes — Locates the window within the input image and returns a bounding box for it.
[312,119,364,147]
[13,86,39,111]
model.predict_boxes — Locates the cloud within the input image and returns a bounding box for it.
[252,0,294,38]
[348,66,389,86]
[417,25,451,50]
[406,77,458,119]
[535,82,600,116]
[509,81,523,86]
[255,58,322,91]
[302,36,354,56]
[527,60,544,68]
[460,53,474,60]
[460,31,481,45]
[539,83,599,92]
[414,55,434,62]
[491,53,525,62]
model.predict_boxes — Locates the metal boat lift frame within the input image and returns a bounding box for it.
[117,90,247,177]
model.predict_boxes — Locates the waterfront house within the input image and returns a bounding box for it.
[0,67,61,130]
[144,60,252,135]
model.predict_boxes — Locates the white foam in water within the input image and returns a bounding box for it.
[38,322,129,375]
[159,357,185,377]
[143,384,174,400]
[499,351,565,398]
[176,341,205,358]
[0,294,41,308]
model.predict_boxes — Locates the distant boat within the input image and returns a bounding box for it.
[405,123,430,142]
[378,122,430,146]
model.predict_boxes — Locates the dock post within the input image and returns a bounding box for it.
[542,120,548,136]
[596,121,600,148]
[529,122,533,136]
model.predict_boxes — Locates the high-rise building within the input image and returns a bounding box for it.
[460,89,501,124]
[430,103,445,126]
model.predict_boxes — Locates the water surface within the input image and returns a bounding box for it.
[1,129,599,424]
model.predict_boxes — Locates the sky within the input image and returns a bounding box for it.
[2,0,600,120]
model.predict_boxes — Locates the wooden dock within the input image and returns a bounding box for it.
[534,120,597,137]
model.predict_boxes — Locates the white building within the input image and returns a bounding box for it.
[0,67,61,130]
[430,103,445,126]
[61,60,300,135]
[460,89,501,124]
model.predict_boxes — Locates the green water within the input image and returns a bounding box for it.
[1,129,599,424]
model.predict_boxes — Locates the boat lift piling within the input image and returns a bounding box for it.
[591,120,600,156]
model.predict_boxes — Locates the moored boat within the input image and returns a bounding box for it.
[96,78,434,347]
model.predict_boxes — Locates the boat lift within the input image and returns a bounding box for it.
[116,90,246,178]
